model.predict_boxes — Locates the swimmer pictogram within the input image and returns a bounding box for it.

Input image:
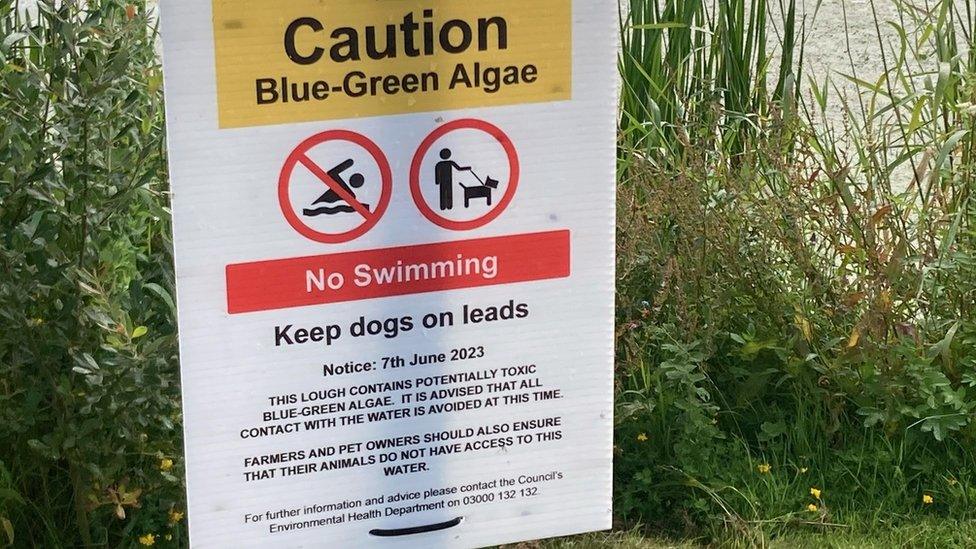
[278,130,392,244]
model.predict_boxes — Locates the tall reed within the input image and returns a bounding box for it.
[620,0,803,165]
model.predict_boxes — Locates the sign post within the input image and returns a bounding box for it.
[160,1,617,546]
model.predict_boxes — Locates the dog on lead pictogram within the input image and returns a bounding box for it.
[434,148,499,211]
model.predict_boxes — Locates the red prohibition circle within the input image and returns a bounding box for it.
[410,119,520,231]
[278,130,392,244]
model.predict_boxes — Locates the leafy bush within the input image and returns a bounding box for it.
[0,1,183,546]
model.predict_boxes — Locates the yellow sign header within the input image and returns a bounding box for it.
[211,0,572,128]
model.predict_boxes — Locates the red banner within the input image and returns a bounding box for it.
[226,230,571,314]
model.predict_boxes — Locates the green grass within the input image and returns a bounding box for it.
[535,518,976,548]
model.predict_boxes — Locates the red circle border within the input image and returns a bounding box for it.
[278,130,392,244]
[409,119,520,231]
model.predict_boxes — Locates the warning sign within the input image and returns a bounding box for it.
[161,0,616,547]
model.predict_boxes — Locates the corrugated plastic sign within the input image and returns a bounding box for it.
[160,1,617,546]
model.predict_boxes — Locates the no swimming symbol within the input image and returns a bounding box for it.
[278,130,392,244]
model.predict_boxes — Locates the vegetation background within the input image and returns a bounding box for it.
[0,0,973,547]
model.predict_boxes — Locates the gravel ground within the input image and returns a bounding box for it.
[799,0,907,89]
[779,0,970,125]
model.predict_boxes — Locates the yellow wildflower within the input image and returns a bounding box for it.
[810,487,821,499]
[799,467,809,474]
[138,533,156,546]
[757,463,771,474]
[923,494,934,505]
[948,478,958,486]
[636,433,648,442]
[807,504,818,512]
[159,458,174,472]
[168,509,185,524]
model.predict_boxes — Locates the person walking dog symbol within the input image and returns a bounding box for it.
[434,148,498,210]
[410,119,519,232]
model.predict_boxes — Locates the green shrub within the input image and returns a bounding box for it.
[0,1,183,546]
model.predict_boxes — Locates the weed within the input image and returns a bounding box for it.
[615,0,976,545]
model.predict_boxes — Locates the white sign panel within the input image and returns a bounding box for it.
[160,1,616,546]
